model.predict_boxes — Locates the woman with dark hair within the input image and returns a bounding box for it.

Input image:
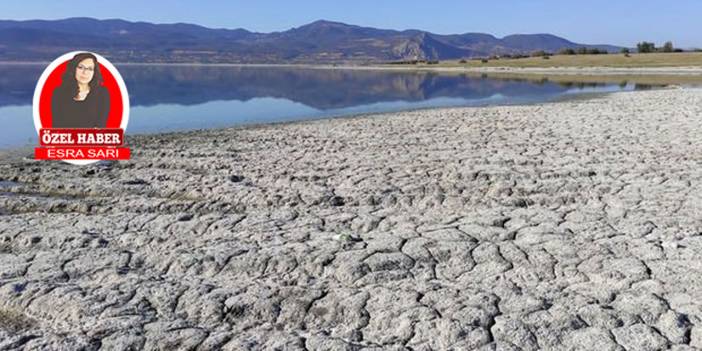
[51,52,110,128]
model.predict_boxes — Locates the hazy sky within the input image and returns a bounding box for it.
[4,0,701,47]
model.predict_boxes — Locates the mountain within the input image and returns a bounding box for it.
[500,34,620,53]
[0,18,623,63]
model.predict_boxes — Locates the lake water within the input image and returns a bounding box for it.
[0,64,650,149]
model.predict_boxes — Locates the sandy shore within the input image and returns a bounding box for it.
[1,89,702,350]
[336,65,702,76]
[4,60,702,76]
[117,63,702,77]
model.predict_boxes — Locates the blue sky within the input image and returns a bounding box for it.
[3,0,701,47]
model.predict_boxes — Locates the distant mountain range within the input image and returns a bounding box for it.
[0,18,623,63]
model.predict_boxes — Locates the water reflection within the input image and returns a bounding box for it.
[0,64,653,149]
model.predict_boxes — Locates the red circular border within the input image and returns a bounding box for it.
[38,61,124,128]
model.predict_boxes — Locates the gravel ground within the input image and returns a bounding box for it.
[0,89,701,350]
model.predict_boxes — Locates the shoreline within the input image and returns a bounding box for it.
[2,60,702,76]
[0,89,631,163]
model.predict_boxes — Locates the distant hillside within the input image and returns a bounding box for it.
[0,18,623,63]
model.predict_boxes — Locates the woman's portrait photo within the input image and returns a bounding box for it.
[50,52,110,128]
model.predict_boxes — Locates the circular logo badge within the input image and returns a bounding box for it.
[32,51,130,165]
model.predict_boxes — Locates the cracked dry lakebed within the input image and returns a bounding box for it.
[1,89,702,350]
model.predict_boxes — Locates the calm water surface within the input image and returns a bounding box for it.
[0,64,650,149]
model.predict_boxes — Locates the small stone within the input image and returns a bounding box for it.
[177,214,193,222]
[337,233,362,243]
[12,283,26,294]
[96,160,115,169]
[510,198,534,208]
[122,179,149,185]
[229,175,244,183]
[492,217,511,228]
[329,196,345,207]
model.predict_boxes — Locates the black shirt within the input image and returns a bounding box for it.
[51,86,110,128]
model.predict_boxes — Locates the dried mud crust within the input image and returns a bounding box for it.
[0,89,701,350]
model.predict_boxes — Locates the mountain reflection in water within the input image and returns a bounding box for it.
[0,64,647,148]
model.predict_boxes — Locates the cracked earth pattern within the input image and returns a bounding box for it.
[1,89,702,350]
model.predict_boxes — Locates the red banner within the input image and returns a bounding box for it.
[39,128,124,146]
[35,147,131,160]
